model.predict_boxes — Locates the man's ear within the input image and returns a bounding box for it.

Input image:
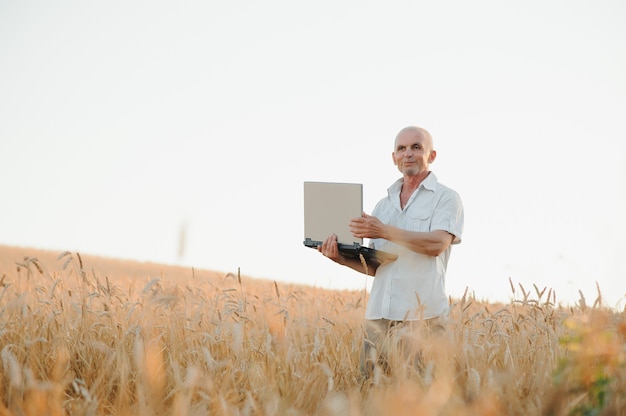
[391,151,398,165]
[428,150,437,164]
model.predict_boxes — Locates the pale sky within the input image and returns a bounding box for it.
[1,1,625,308]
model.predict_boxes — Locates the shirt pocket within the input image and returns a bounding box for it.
[410,210,433,232]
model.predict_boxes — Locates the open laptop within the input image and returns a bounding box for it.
[303,181,397,267]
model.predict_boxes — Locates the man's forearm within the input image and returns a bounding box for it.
[338,256,378,276]
[382,226,452,257]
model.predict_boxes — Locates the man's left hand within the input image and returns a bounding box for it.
[349,212,386,240]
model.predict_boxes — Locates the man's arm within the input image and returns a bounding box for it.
[350,213,454,257]
[318,234,378,276]
[381,228,454,256]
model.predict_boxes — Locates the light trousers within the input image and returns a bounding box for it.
[360,316,446,378]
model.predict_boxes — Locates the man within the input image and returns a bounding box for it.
[317,126,464,377]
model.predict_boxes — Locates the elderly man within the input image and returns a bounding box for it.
[318,126,464,377]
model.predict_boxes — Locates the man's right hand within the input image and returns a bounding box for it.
[318,233,377,276]
[318,234,346,265]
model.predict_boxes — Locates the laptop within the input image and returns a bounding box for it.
[303,181,398,267]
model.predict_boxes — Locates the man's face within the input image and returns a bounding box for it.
[392,129,436,177]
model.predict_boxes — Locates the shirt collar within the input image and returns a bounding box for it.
[421,172,438,191]
[388,172,438,195]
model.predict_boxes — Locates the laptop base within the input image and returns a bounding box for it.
[303,238,397,267]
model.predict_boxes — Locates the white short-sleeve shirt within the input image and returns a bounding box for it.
[367,173,464,321]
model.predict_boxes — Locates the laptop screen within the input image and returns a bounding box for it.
[303,181,363,246]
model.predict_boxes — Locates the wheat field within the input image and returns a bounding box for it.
[0,245,624,415]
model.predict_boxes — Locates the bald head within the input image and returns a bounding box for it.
[394,126,434,151]
[392,126,437,176]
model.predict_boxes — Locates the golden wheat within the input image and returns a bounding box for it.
[0,245,624,415]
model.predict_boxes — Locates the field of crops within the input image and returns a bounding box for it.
[0,245,624,415]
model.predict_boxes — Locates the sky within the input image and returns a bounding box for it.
[1,0,625,308]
